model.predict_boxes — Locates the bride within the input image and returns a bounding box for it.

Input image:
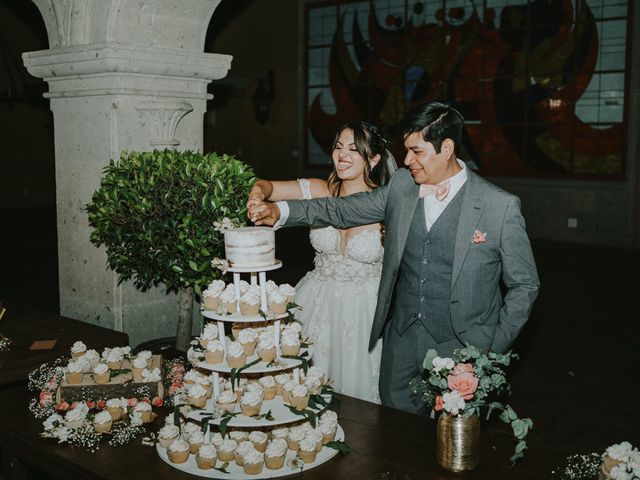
[247,121,396,403]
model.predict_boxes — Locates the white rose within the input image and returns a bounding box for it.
[432,356,455,373]
[43,413,64,431]
[610,464,631,480]
[442,390,466,415]
[608,442,634,462]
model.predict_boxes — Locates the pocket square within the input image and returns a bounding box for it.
[471,230,487,243]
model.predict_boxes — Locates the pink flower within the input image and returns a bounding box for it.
[151,397,164,407]
[471,230,487,244]
[39,391,53,406]
[140,396,151,404]
[447,372,479,400]
[452,363,474,375]
[69,401,79,410]
[127,397,138,407]
[55,401,70,411]
[86,400,96,409]
[168,382,183,395]
[435,395,444,412]
[96,399,106,410]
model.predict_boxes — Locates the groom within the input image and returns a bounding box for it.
[249,102,540,414]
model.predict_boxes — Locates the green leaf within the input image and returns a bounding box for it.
[188,260,199,271]
[326,440,351,454]
[213,462,230,474]
[219,412,239,437]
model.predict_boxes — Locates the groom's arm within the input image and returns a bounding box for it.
[491,197,540,353]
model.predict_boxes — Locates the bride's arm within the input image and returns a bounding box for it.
[247,179,328,205]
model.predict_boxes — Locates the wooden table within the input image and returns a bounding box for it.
[0,302,129,387]
[0,386,564,480]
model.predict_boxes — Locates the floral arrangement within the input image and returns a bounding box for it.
[410,344,532,463]
[552,442,640,480]
[163,357,186,407]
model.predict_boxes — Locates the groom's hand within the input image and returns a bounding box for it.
[250,201,281,227]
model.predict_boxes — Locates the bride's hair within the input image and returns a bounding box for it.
[327,121,396,197]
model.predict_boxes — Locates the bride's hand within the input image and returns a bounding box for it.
[246,184,266,212]
[250,202,280,226]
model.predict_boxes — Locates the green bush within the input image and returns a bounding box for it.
[86,150,255,348]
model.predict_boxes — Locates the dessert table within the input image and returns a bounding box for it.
[0,302,129,387]
[0,385,563,480]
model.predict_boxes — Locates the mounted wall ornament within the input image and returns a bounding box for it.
[135,101,194,148]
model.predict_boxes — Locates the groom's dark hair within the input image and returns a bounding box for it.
[400,102,464,156]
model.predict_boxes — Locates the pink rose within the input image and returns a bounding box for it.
[452,363,474,375]
[152,397,164,407]
[127,397,138,407]
[447,372,479,400]
[435,395,444,412]
[86,400,96,409]
[96,399,106,410]
[55,401,70,412]
[39,391,53,406]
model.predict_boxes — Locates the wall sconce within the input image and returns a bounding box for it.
[252,70,274,124]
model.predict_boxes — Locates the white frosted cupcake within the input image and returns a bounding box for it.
[188,430,205,454]
[216,389,237,414]
[320,410,338,425]
[132,355,147,382]
[240,390,263,417]
[309,428,324,452]
[199,323,219,349]
[229,430,249,443]
[275,373,290,397]
[239,286,261,316]
[242,448,265,475]
[196,443,217,469]
[134,401,152,423]
[210,432,224,449]
[81,349,100,369]
[268,289,287,314]
[167,438,190,464]
[256,335,276,363]
[298,437,317,463]
[244,382,264,398]
[258,375,276,400]
[320,420,338,444]
[204,339,224,364]
[278,284,296,303]
[64,403,89,429]
[187,383,208,408]
[137,350,153,368]
[182,421,201,440]
[287,427,306,451]
[70,340,87,358]
[217,439,237,463]
[265,438,288,470]
[290,384,310,410]
[158,424,180,448]
[226,341,246,368]
[271,426,289,440]
[305,366,326,385]
[264,280,279,295]
[93,410,113,433]
[202,280,225,311]
[282,379,298,404]
[238,280,251,294]
[304,375,322,395]
[141,367,161,382]
[237,328,258,356]
[249,430,268,452]
[234,440,255,466]
[220,284,237,314]
[104,348,124,370]
[65,361,84,384]
[106,397,126,421]
[280,329,301,356]
[92,363,110,384]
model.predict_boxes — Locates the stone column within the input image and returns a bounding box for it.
[22,0,231,347]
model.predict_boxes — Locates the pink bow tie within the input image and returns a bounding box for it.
[419,180,451,201]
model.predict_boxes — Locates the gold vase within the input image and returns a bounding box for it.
[436,413,481,473]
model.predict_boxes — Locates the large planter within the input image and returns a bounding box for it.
[436,413,481,473]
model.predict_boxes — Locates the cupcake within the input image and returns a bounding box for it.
[134,401,152,423]
[274,373,290,397]
[93,410,112,433]
[282,379,298,404]
[187,383,208,408]
[238,280,251,294]
[239,286,261,316]
[216,389,237,414]
[287,427,306,451]
[320,421,337,444]
[141,367,161,382]
[258,375,277,400]
[249,430,268,452]
[298,437,317,463]
[229,430,249,443]
[202,280,225,311]
[70,340,87,358]
[220,284,237,314]
[210,432,224,449]
[290,384,309,410]
[240,390,263,417]
[279,284,296,304]
[226,341,246,368]
[204,339,224,364]
[244,382,264,398]
[271,427,289,440]
[256,336,276,363]
[65,361,84,384]
[280,329,301,356]
[265,438,288,470]
[131,355,147,382]
[81,349,100,369]
[217,439,237,463]
[167,438,190,464]
[136,350,153,369]
[264,280,279,295]
[231,322,245,338]
[242,448,265,475]
[196,443,217,469]
[199,323,219,349]
[104,348,124,370]
[237,328,258,356]
[305,366,326,385]
[188,430,205,454]
[92,363,110,384]
[320,410,338,425]
[158,424,180,448]
[184,369,207,386]
[304,375,322,395]
[234,440,255,466]
[64,403,89,429]
[309,428,324,452]
[268,289,287,314]
[182,421,201,440]
[106,398,125,421]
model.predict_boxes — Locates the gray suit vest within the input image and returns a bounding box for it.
[392,185,466,342]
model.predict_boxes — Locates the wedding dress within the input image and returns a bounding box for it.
[294,179,383,403]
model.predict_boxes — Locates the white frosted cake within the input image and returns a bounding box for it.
[224,227,275,267]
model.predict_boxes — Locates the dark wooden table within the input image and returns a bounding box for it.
[0,302,129,386]
[0,385,564,480]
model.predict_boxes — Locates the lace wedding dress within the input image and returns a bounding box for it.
[294,179,383,403]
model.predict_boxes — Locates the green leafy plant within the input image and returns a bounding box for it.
[86,150,255,349]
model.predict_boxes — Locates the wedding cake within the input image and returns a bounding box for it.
[224,227,275,267]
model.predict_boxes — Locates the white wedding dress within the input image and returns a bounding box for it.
[294,179,383,403]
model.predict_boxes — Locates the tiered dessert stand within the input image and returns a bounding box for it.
[157,260,344,479]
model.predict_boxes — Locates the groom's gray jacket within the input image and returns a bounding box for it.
[284,168,539,353]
